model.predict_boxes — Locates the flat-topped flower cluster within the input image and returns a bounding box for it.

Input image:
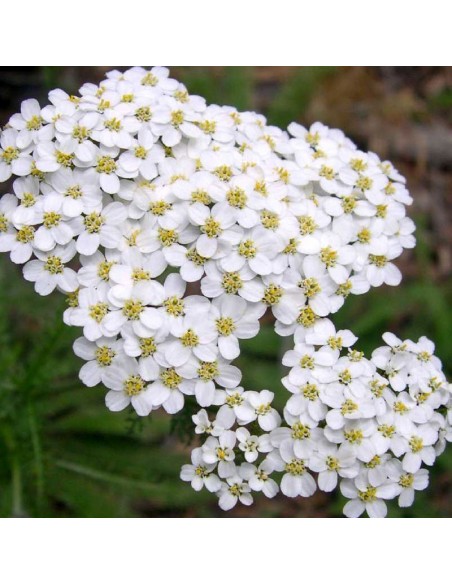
[0,66,450,517]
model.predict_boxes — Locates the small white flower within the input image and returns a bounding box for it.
[23,242,78,296]
[340,471,397,518]
[9,98,53,149]
[32,194,80,252]
[385,459,429,507]
[240,461,279,498]
[271,440,317,498]
[43,167,102,217]
[180,447,221,493]
[202,431,237,478]
[235,390,281,431]
[76,202,127,256]
[211,294,265,360]
[218,473,253,511]
[73,336,124,386]
[103,358,154,416]
[0,129,33,181]
[104,281,164,337]
[308,440,359,492]
[68,287,113,341]
[146,363,196,414]
[189,202,239,259]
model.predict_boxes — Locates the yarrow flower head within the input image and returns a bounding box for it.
[0,66,450,517]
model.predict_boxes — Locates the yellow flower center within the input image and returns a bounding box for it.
[339,369,352,384]
[336,281,353,297]
[378,424,395,438]
[326,456,340,471]
[72,125,90,142]
[320,246,338,267]
[199,120,217,134]
[301,277,321,298]
[26,115,43,131]
[191,189,211,205]
[399,473,414,488]
[141,72,158,86]
[319,165,335,180]
[44,256,64,275]
[0,214,8,232]
[201,217,222,238]
[96,156,117,174]
[163,296,185,316]
[123,300,144,320]
[89,302,109,323]
[358,228,371,244]
[409,436,423,453]
[285,459,305,475]
[226,187,247,209]
[174,90,189,103]
[344,429,363,444]
[134,146,148,160]
[2,146,20,164]
[97,261,114,281]
[135,106,152,122]
[171,109,185,127]
[186,248,207,266]
[161,368,182,389]
[55,151,74,167]
[341,196,357,214]
[43,211,61,228]
[66,185,83,199]
[95,346,116,366]
[350,158,367,172]
[149,201,171,216]
[302,382,319,401]
[327,336,342,350]
[261,210,280,230]
[365,455,381,469]
[22,192,36,207]
[296,307,317,328]
[393,401,408,414]
[16,225,35,243]
[140,337,157,357]
[276,167,290,184]
[238,239,257,258]
[131,268,150,282]
[263,283,283,305]
[376,204,387,218]
[214,165,233,182]
[222,272,243,294]
[216,317,236,336]
[158,228,178,247]
[300,355,315,369]
[291,422,311,440]
[84,212,104,234]
[341,399,358,415]
[298,215,317,235]
[356,176,373,191]
[180,329,199,347]
[358,486,377,502]
[124,375,145,396]
[197,361,219,381]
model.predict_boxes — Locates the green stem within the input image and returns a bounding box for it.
[2,426,25,517]
[27,401,44,513]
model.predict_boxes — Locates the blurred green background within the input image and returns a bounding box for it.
[0,66,451,517]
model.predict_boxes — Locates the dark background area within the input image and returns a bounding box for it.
[0,66,450,517]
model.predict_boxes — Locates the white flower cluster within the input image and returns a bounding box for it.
[0,66,450,517]
[183,328,450,516]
